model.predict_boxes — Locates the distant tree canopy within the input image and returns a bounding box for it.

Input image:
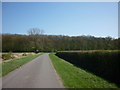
[2,34,120,52]
[27,28,45,53]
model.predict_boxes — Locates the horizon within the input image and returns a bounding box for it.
[2,2,118,38]
[2,32,118,39]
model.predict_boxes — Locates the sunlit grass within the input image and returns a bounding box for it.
[2,53,43,76]
[58,50,120,53]
[49,53,118,88]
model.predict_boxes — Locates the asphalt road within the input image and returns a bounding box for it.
[2,53,64,88]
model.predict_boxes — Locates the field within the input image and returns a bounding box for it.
[2,52,36,62]
[1,53,42,76]
[56,50,120,87]
[58,50,119,52]
[49,53,118,88]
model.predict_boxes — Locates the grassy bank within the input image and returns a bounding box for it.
[2,53,43,76]
[56,51,120,85]
[49,53,118,88]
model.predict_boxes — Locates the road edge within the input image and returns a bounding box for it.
[48,53,65,88]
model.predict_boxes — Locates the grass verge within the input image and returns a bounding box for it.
[2,53,43,76]
[49,53,118,88]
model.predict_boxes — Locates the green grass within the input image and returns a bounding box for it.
[49,53,118,88]
[56,51,120,85]
[2,53,43,76]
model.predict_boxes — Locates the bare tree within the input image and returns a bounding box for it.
[27,28,45,53]
[27,28,44,35]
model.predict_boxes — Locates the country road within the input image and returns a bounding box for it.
[2,53,64,88]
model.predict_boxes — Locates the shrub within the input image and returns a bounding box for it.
[2,52,14,60]
[22,53,27,56]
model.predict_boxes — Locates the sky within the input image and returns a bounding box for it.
[2,2,118,38]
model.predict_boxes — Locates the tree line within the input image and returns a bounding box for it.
[2,34,120,52]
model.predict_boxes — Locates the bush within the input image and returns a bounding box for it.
[22,53,27,56]
[2,52,14,60]
[56,50,120,85]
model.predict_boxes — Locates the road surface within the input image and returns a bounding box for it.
[2,53,64,88]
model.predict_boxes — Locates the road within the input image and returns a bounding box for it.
[2,53,64,88]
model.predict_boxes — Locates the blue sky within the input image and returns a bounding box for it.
[2,2,118,38]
